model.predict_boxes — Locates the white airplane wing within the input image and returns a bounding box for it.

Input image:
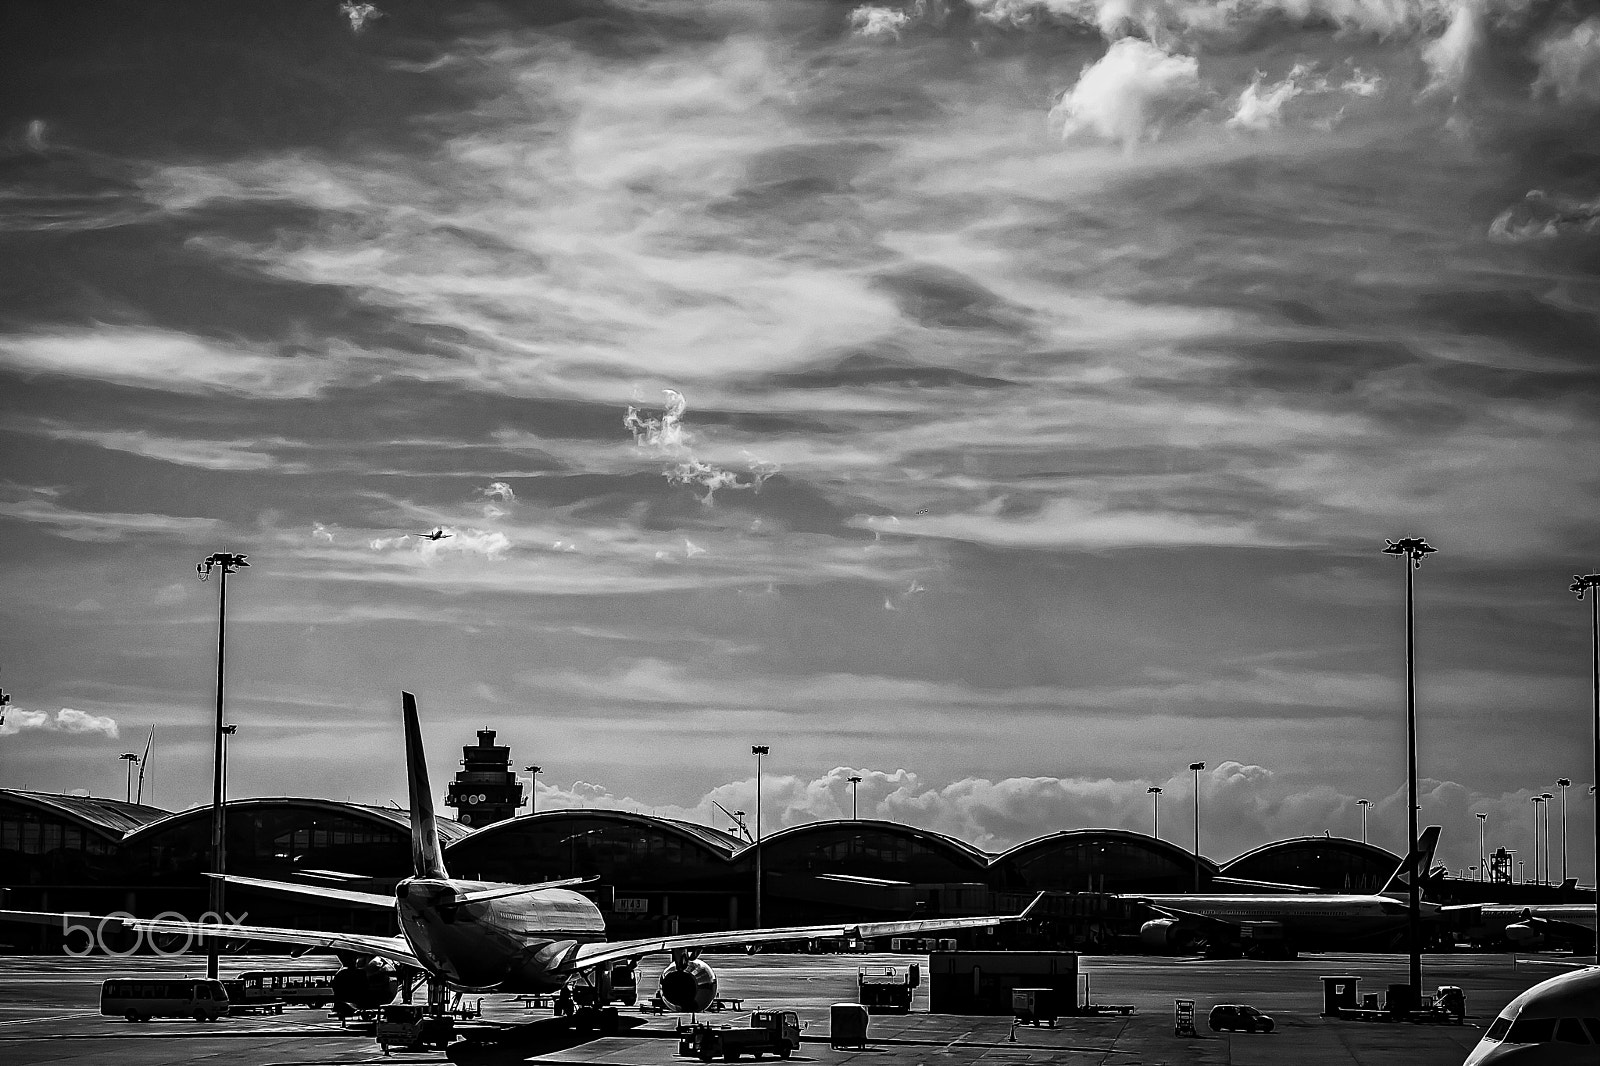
[569,895,1046,971]
[0,909,422,970]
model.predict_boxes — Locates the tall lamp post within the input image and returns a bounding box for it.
[1148,786,1162,840]
[752,745,768,928]
[1572,573,1600,941]
[197,550,248,981]
[1189,762,1205,891]
[1382,535,1434,1000]
[1475,813,1487,882]
[848,775,862,820]
[1357,798,1371,845]
[1556,779,1570,884]
[1536,787,1548,877]
[119,752,140,803]
[1530,796,1544,886]
[524,766,542,813]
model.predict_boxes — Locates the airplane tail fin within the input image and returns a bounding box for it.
[1380,825,1440,896]
[403,691,449,880]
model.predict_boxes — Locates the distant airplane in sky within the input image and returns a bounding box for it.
[412,528,451,541]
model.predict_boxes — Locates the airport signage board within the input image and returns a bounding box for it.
[614,897,649,914]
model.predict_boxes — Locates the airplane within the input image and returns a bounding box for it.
[1451,897,1598,953]
[412,528,451,541]
[0,692,1040,1023]
[1130,826,1445,956]
[1462,964,1600,1065]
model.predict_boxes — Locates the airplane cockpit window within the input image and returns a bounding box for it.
[1504,1016,1556,1043]
[1583,1018,1600,1043]
[1553,1017,1591,1044]
[1483,1015,1511,1041]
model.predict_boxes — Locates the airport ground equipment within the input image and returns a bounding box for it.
[1011,987,1059,1027]
[829,1002,869,1049]
[1208,1003,1275,1033]
[1320,975,1362,1015]
[678,1009,801,1061]
[1173,999,1196,1037]
[858,964,919,1012]
[375,1004,454,1054]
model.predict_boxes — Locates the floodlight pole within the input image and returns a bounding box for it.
[1475,813,1487,883]
[1540,793,1553,885]
[1357,798,1370,845]
[1530,797,1544,886]
[1556,779,1570,884]
[1148,786,1162,840]
[1189,762,1205,891]
[1575,573,1600,942]
[1382,536,1434,1000]
[198,551,248,981]
[752,745,768,928]
[849,775,862,820]
[525,766,542,813]
[119,752,139,803]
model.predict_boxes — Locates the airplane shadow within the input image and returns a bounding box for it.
[447,1014,650,1064]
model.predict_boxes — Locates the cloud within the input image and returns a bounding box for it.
[0,328,339,398]
[9,418,300,472]
[1,707,119,739]
[0,489,222,543]
[625,390,780,504]
[1532,17,1600,106]
[482,482,516,503]
[368,527,511,560]
[340,2,382,35]
[1050,39,1206,150]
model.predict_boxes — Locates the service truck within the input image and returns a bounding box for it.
[678,1010,801,1061]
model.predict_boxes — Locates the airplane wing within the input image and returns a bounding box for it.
[0,909,421,970]
[1132,900,1251,938]
[213,872,597,909]
[568,895,1046,971]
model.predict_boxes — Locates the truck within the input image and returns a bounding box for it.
[858,965,919,1013]
[678,1010,801,1061]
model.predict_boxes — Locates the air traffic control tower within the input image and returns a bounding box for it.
[445,728,524,828]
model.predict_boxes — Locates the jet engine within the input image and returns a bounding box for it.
[1139,919,1187,952]
[658,949,718,1012]
[331,957,400,1017]
[1503,911,1545,947]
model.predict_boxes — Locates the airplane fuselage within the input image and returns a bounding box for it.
[396,878,606,992]
[1140,892,1443,946]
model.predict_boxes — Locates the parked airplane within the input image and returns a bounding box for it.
[1132,826,1444,956]
[1461,964,1600,1065]
[0,692,1039,1019]
[1458,902,1598,952]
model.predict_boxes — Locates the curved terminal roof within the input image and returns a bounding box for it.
[995,828,1219,874]
[0,789,170,839]
[1221,835,1403,891]
[747,819,993,871]
[123,797,468,845]
[449,808,742,860]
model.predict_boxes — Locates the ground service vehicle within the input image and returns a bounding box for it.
[679,1010,801,1061]
[224,968,338,1009]
[100,978,230,1022]
[1208,1004,1275,1033]
[858,965,918,1012]
[376,1004,454,1054]
[1462,965,1600,1066]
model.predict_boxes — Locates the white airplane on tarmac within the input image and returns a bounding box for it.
[1,692,1041,1020]
[1131,826,1445,956]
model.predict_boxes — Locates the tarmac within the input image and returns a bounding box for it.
[0,950,1585,1066]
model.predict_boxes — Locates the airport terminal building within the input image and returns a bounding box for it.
[9,783,1557,954]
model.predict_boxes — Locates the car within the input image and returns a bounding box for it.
[1209,1004,1275,1033]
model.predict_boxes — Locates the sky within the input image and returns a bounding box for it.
[0,0,1597,882]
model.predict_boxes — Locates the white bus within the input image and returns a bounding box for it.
[100,977,230,1022]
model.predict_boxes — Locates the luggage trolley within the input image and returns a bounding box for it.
[1174,999,1197,1037]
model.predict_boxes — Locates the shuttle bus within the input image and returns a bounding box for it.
[224,968,338,1009]
[100,977,230,1022]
